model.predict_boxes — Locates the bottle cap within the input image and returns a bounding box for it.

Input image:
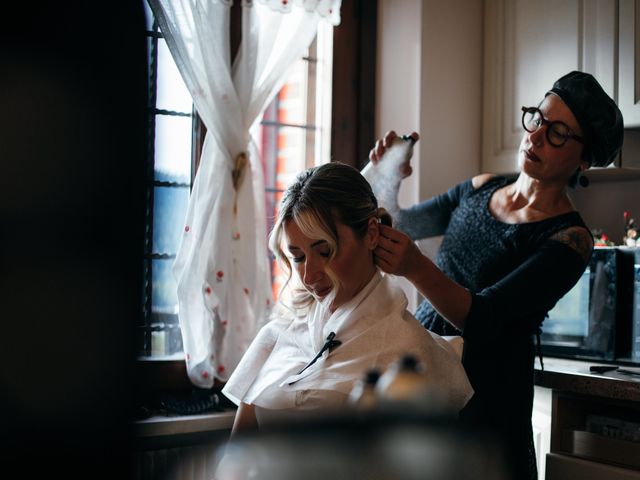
[400,354,418,371]
[365,369,381,385]
[401,134,417,146]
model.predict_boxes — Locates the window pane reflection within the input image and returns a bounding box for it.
[259,125,309,191]
[277,59,309,126]
[143,0,155,31]
[156,39,192,113]
[153,185,189,255]
[152,258,179,313]
[154,114,192,183]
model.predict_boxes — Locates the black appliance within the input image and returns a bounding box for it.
[632,248,640,362]
[540,247,636,362]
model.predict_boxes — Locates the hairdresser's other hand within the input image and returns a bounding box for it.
[368,130,420,179]
[374,224,424,279]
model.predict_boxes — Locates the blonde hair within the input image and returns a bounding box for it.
[268,162,391,310]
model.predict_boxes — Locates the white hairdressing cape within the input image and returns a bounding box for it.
[222,271,473,420]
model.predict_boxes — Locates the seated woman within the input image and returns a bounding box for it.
[221,162,473,435]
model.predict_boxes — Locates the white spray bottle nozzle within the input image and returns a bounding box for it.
[400,134,417,146]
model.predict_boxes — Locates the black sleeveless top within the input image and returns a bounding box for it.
[404,176,590,480]
[415,176,589,336]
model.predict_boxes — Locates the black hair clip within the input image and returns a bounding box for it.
[288,332,341,385]
[401,134,417,146]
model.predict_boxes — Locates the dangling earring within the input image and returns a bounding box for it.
[578,170,589,187]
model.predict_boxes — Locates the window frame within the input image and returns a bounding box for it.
[138,10,203,394]
[136,0,377,396]
[141,19,195,360]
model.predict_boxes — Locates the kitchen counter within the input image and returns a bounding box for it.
[534,356,640,403]
[133,408,235,455]
[535,357,640,478]
[133,410,236,478]
[134,408,236,438]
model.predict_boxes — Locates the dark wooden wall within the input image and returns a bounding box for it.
[2,2,147,478]
[331,0,378,170]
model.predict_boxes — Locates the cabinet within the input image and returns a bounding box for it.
[619,0,640,128]
[546,391,640,479]
[483,0,638,174]
[534,358,640,479]
[133,411,234,480]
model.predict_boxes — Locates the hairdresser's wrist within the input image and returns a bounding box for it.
[404,250,433,288]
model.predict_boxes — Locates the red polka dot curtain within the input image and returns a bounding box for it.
[148,0,342,387]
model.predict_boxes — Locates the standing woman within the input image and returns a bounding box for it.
[368,71,624,480]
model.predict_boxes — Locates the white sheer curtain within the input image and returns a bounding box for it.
[149,0,341,388]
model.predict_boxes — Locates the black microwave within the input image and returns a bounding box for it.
[632,248,640,362]
[540,247,637,363]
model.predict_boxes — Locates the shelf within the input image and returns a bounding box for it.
[583,167,640,182]
[501,167,640,183]
[546,453,640,479]
[534,357,640,403]
[134,409,236,438]
[548,388,640,479]
[561,429,640,470]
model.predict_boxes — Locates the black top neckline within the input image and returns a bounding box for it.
[482,176,582,228]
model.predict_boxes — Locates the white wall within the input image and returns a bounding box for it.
[376,0,484,307]
[417,0,484,200]
[571,130,640,245]
[570,174,640,244]
[376,0,423,310]
[376,0,423,211]
[376,0,484,203]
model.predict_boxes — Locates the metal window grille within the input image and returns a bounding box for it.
[141,8,322,357]
[141,15,193,358]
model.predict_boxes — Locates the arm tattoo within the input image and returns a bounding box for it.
[549,226,594,264]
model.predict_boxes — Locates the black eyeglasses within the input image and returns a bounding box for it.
[521,106,584,147]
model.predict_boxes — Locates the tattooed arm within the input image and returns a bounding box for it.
[459,225,592,338]
[549,226,594,265]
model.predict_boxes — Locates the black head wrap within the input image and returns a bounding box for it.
[546,71,624,167]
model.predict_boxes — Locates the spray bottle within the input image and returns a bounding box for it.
[361,134,416,184]
[375,355,428,403]
[361,134,416,214]
[348,368,381,412]
[375,354,449,415]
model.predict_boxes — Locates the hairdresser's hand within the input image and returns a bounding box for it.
[368,130,420,179]
[374,224,425,279]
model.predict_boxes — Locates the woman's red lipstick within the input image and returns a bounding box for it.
[525,149,540,162]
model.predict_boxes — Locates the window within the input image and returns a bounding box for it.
[142,3,194,359]
[256,24,334,302]
[141,3,333,359]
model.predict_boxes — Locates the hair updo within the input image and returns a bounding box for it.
[268,162,389,308]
